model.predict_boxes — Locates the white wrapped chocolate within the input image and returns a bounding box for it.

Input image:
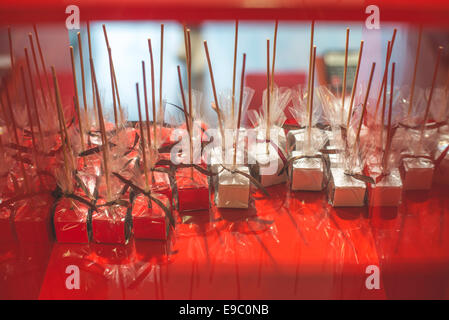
[215,166,250,208]
[401,157,434,190]
[328,168,366,207]
[249,141,287,187]
[289,150,325,191]
[368,168,403,206]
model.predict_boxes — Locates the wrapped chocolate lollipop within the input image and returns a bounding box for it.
[286,46,329,191]
[365,63,403,207]
[247,40,291,187]
[399,47,444,190]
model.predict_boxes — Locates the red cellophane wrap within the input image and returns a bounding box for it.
[92,199,131,245]
[176,167,209,212]
[13,193,54,243]
[53,197,90,243]
[132,193,170,240]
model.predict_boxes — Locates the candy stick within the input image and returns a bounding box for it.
[341,28,350,124]
[380,41,391,149]
[87,22,98,127]
[374,28,397,118]
[346,40,364,128]
[51,66,74,167]
[307,21,315,117]
[419,46,443,152]
[177,65,190,138]
[148,39,158,153]
[159,24,164,137]
[271,20,279,93]
[33,25,54,105]
[24,48,44,149]
[4,83,30,193]
[233,53,246,168]
[102,25,119,128]
[307,46,317,150]
[383,62,395,173]
[266,38,271,154]
[354,62,376,152]
[20,65,45,188]
[136,83,150,192]
[407,26,423,117]
[186,29,193,148]
[231,20,239,126]
[204,40,226,154]
[142,61,153,151]
[90,58,112,201]
[28,33,49,111]
[70,46,86,152]
[51,67,73,194]
[77,32,89,131]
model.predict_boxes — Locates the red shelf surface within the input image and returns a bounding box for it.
[1,183,449,299]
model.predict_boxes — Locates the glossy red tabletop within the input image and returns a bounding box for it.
[1,183,449,300]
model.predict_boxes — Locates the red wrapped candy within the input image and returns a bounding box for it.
[132,193,171,240]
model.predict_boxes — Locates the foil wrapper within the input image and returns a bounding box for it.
[401,157,434,190]
[368,168,403,207]
[328,168,366,207]
[289,151,325,191]
[215,166,250,209]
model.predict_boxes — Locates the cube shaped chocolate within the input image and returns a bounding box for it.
[132,193,170,240]
[176,167,209,212]
[54,197,91,243]
[401,157,434,190]
[434,139,449,185]
[368,168,403,207]
[328,168,366,207]
[91,202,131,244]
[215,166,250,209]
[250,142,287,187]
[290,151,324,191]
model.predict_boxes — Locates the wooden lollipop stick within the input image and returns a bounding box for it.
[51,66,74,165]
[8,26,14,69]
[142,60,153,151]
[375,40,393,119]
[159,24,164,131]
[204,40,226,152]
[307,21,315,116]
[87,22,98,127]
[90,58,112,201]
[20,65,45,188]
[148,39,158,152]
[70,46,86,152]
[3,83,30,193]
[266,38,271,154]
[136,83,150,192]
[341,28,350,123]
[307,46,317,149]
[77,32,89,127]
[383,62,395,173]
[186,30,193,136]
[24,48,44,148]
[354,62,376,151]
[232,20,239,126]
[346,40,364,128]
[380,41,391,149]
[408,26,423,117]
[374,28,397,118]
[177,65,190,137]
[28,33,49,111]
[33,25,54,104]
[51,67,74,193]
[419,46,443,150]
[271,20,279,92]
[233,53,246,167]
[102,25,119,127]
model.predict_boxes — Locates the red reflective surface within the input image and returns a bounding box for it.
[2,183,449,300]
